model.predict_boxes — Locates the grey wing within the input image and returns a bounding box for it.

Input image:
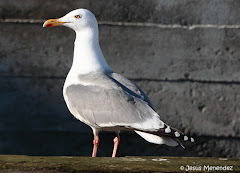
[109,73,154,109]
[65,73,163,130]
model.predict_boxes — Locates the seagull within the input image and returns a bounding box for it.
[43,9,194,157]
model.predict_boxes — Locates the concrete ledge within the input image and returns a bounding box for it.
[0,155,239,172]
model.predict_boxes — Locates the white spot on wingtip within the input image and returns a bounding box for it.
[174,131,180,137]
[165,126,171,133]
[190,137,194,142]
[184,136,188,141]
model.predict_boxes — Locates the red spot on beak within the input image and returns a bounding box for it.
[46,24,53,27]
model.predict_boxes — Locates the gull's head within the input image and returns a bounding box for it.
[43,9,98,32]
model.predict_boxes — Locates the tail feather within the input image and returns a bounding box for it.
[135,130,179,147]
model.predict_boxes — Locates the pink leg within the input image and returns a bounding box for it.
[92,135,99,157]
[112,132,120,157]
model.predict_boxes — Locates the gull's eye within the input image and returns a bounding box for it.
[74,15,81,19]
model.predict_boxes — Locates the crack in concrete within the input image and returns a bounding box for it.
[99,22,240,30]
[1,19,240,29]
[131,78,240,85]
[1,75,240,85]
[0,18,44,24]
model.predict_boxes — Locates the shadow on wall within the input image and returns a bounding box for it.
[0,76,239,157]
[0,77,191,157]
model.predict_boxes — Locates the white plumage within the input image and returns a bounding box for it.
[43,9,194,157]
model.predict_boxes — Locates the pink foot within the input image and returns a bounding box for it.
[92,136,99,157]
[112,134,120,157]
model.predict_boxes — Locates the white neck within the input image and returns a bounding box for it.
[70,29,112,75]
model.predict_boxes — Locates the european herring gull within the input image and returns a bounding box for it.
[43,9,194,157]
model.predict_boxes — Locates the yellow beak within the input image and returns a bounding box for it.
[43,18,66,28]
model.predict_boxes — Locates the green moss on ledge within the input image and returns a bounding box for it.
[0,155,239,172]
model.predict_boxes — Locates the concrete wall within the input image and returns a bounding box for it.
[0,0,239,157]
